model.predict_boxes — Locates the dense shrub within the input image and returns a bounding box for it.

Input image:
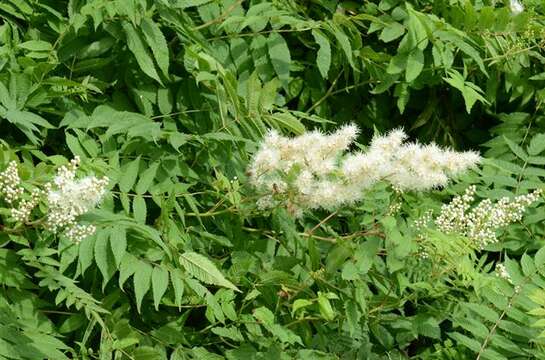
[1,0,545,359]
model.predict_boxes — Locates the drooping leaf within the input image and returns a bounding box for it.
[109,227,127,268]
[122,22,162,84]
[267,33,291,86]
[119,157,140,193]
[94,230,116,288]
[135,161,159,194]
[179,252,239,291]
[133,195,147,224]
[405,49,424,82]
[312,29,331,79]
[133,261,153,313]
[140,18,170,77]
[151,266,169,310]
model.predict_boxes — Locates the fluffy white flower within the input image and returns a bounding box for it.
[248,125,480,215]
[369,128,406,155]
[45,157,108,241]
[294,170,314,194]
[509,0,524,14]
[0,157,107,243]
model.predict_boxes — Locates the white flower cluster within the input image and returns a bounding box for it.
[45,157,108,243]
[434,186,542,249]
[510,0,524,15]
[0,161,24,204]
[248,125,480,216]
[343,128,480,191]
[0,157,108,243]
[495,263,513,284]
[11,188,44,223]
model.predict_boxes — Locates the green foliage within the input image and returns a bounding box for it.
[1,0,545,359]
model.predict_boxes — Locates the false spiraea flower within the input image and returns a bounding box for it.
[10,188,44,223]
[430,186,542,249]
[342,129,480,191]
[0,161,24,204]
[495,263,513,284]
[248,125,480,216]
[45,157,108,242]
[0,157,108,243]
[509,0,524,15]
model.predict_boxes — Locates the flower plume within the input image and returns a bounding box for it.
[248,125,480,215]
[45,156,108,242]
[0,157,108,243]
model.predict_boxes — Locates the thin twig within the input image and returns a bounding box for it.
[306,211,338,237]
[306,72,343,113]
[193,0,244,30]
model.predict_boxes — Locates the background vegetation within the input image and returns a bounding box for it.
[1,0,545,358]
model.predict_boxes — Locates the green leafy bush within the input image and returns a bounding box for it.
[1,0,545,359]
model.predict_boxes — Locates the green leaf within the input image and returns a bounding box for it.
[58,314,86,334]
[330,24,355,68]
[170,269,185,308]
[394,82,410,114]
[326,242,353,274]
[260,78,280,110]
[292,299,313,316]
[253,307,302,345]
[344,300,360,336]
[133,261,153,313]
[179,252,239,291]
[205,291,225,323]
[267,33,291,85]
[157,87,173,115]
[405,49,424,82]
[178,0,213,8]
[436,30,487,75]
[168,132,189,151]
[78,233,96,275]
[140,18,170,77]
[119,253,138,289]
[135,161,159,194]
[18,40,52,51]
[312,29,331,79]
[211,326,244,342]
[0,81,14,109]
[133,195,147,224]
[414,316,441,339]
[4,109,54,144]
[528,134,545,156]
[122,22,162,84]
[94,230,116,288]
[317,292,336,321]
[443,70,488,113]
[406,6,428,50]
[65,132,87,158]
[246,71,262,115]
[387,52,407,74]
[119,157,140,193]
[5,109,53,128]
[530,72,545,80]
[535,246,545,267]
[151,266,169,310]
[109,227,127,268]
[341,261,359,281]
[503,136,528,161]
[132,346,163,359]
[379,22,405,43]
